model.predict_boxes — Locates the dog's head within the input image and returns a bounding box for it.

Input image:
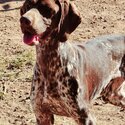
[20,0,81,45]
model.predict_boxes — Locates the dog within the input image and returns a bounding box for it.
[20,0,125,125]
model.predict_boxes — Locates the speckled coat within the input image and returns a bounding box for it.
[20,0,125,125]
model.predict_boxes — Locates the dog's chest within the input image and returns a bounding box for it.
[34,64,78,116]
[34,45,79,115]
[36,74,75,116]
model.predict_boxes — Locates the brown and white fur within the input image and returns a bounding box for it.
[20,0,125,125]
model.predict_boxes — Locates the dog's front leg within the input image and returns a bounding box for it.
[35,111,54,125]
[73,108,95,125]
[35,110,54,125]
[30,79,54,125]
[30,67,54,125]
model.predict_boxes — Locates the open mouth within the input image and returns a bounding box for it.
[23,30,51,46]
[22,28,51,46]
[23,32,40,46]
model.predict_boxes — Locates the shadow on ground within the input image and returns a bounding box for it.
[0,0,24,4]
[0,0,24,12]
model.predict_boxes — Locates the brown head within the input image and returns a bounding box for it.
[20,0,81,45]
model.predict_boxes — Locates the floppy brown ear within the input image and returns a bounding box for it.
[57,0,81,42]
[66,2,81,34]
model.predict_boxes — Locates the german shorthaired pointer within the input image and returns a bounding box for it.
[20,0,125,125]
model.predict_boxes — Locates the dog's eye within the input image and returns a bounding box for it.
[37,4,56,18]
[20,7,24,16]
[20,0,34,15]
[28,0,38,4]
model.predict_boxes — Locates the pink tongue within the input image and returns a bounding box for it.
[23,34,39,45]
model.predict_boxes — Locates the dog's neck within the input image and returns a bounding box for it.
[35,33,62,79]
[37,32,60,51]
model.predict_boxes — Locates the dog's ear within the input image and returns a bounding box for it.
[57,0,81,42]
[66,2,81,34]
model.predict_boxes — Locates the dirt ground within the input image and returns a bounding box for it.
[0,0,125,125]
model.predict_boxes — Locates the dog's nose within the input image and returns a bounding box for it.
[20,17,31,26]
